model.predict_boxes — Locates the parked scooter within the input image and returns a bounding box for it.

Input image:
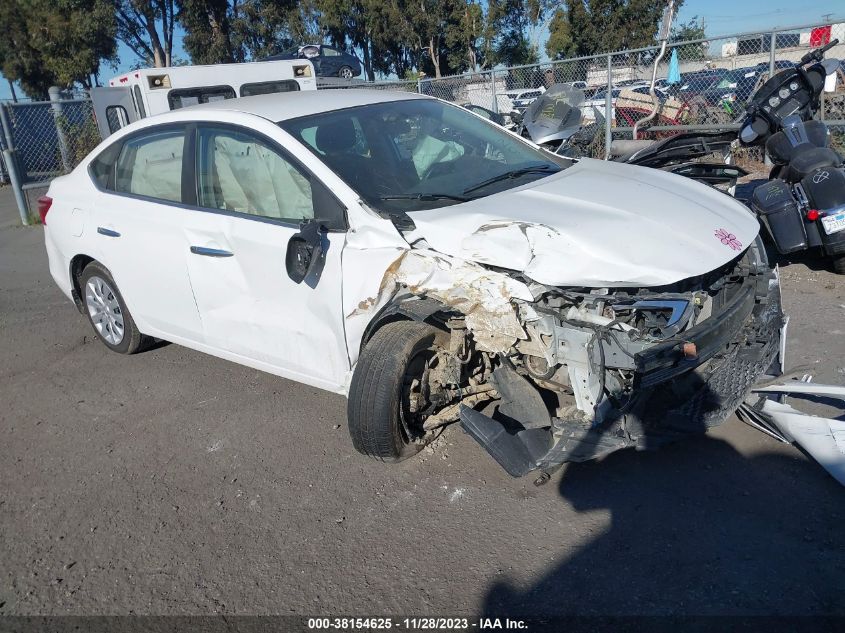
[739,40,845,273]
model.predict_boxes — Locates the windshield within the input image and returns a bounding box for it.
[280,98,566,213]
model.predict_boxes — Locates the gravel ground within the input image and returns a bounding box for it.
[1,185,844,618]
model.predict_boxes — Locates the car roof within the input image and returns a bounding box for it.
[176,89,430,122]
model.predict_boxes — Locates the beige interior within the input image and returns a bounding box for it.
[205,133,314,221]
[127,133,184,202]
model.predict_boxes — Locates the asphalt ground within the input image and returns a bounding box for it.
[1,184,844,620]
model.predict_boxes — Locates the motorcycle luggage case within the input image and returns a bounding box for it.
[802,168,845,254]
[751,180,807,254]
[802,167,845,209]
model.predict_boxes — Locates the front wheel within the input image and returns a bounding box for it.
[347,321,447,462]
[833,255,845,275]
[338,66,354,79]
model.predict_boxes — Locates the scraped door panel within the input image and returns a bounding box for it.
[184,125,349,391]
[184,214,348,390]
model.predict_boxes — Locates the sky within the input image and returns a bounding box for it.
[1,0,844,101]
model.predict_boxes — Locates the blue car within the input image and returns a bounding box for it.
[264,44,362,79]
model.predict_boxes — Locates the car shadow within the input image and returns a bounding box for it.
[481,428,845,620]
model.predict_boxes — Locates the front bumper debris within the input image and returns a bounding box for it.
[461,263,785,478]
[738,382,845,486]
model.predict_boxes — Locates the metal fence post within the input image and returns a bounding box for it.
[49,86,72,172]
[490,70,498,114]
[604,54,613,159]
[768,31,776,78]
[764,34,777,167]
[0,103,31,225]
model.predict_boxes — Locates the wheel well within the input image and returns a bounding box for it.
[360,298,454,352]
[69,255,95,312]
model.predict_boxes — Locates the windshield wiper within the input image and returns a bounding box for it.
[462,164,556,195]
[379,193,471,202]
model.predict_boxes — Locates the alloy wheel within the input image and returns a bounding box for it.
[85,275,125,345]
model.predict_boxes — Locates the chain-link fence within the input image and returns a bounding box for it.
[1,93,99,223]
[412,20,845,158]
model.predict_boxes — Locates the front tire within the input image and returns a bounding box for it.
[79,261,149,354]
[338,66,354,79]
[347,321,446,462]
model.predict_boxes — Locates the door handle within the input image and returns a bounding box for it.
[97,227,120,237]
[190,246,234,258]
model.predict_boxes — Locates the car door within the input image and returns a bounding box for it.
[90,87,138,139]
[92,124,204,342]
[320,46,341,76]
[182,124,350,391]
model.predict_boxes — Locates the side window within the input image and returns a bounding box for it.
[196,127,314,223]
[89,142,122,189]
[322,46,340,57]
[239,80,300,97]
[114,129,185,203]
[105,105,129,134]
[168,86,236,110]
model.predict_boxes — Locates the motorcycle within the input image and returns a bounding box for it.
[739,40,845,273]
[513,83,748,190]
[509,84,585,151]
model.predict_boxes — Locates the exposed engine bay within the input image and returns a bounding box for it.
[358,236,785,478]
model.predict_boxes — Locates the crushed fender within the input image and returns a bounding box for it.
[347,249,535,353]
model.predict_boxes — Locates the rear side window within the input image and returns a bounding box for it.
[168,86,235,110]
[240,80,300,97]
[114,129,185,203]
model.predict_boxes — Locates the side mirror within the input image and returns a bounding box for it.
[285,219,326,285]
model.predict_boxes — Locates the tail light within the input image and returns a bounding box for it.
[37,196,53,225]
[806,209,821,221]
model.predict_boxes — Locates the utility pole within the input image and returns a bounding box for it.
[822,13,832,23]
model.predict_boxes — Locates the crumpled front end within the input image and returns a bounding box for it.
[353,233,785,477]
[460,238,785,477]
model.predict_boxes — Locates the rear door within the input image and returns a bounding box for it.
[320,46,341,76]
[182,124,350,391]
[90,87,138,139]
[91,124,204,342]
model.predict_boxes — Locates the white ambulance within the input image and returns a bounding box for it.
[90,59,316,138]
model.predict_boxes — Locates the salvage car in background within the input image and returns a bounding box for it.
[264,44,362,79]
[41,90,784,480]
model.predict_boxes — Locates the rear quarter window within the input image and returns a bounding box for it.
[89,142,122,189]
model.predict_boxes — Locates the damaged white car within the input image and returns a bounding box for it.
[42,90,786,479]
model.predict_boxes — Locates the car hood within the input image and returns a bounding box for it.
[405,158,759,288]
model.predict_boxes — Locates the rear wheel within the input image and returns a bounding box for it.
[347,321,447,462]
[79,262,150,354]
[338,66,354,79]
[833,256,845,275]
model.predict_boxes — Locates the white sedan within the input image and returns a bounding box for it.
[42,90,783,478]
